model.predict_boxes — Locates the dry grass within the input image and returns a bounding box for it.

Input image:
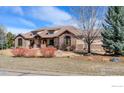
[73,55,124,63]
[0,49,13,56]
[0,55,124,75]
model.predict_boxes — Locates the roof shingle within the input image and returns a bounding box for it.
[20,26,82,39]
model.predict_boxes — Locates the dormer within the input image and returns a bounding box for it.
[48,30,54,34]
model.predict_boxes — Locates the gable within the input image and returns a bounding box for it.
[14,34,25,40]
[58,30,77,38]
[15,26,82,39]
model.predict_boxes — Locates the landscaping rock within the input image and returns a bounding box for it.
[55,50,63,57]
[35,49,43,57]
[110,57,121,62]
[55,50,80,57]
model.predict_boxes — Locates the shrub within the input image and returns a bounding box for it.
[60,43,67,51]
[12,48,38,57]
[67,45,76,51]
[60,43,75,51]
[11,48,25,57]
[40,47,57,57]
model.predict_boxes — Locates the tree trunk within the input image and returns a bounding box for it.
[114,50,120,56]
[87,43,91,53]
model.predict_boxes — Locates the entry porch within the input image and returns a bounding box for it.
[29,35,72,50]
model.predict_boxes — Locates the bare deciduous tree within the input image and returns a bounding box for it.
[70,6,105,54]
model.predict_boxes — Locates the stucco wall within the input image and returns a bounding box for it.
[54,37,59,48]
[58,32,76,49]
[15,36,30,48]
[75,39,84,52]
[14,34,104,52]
[91,39,104,52]
[25,40,30,48]
[75,38,104,52]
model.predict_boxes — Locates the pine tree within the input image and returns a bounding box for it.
[6,32,15,48]
[102,6,124,55]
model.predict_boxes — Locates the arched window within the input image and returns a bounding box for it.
[18,38,23,46]
[64,36,71,46]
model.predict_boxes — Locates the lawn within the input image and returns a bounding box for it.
[0,55,124,75]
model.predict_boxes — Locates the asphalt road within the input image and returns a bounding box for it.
[0,69,80,76]
[0,70,41,76]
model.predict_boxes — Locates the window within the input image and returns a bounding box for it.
[49,39,54,46]
[48,30,54,34]
[64,36,71,46]
[18,38,23,46]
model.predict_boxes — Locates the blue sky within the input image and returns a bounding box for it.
[0,6,107,34]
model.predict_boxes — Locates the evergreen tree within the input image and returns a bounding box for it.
[6,32,15,48]
[102,6,124,55]
[0,25,6,50]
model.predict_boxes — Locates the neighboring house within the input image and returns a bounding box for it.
[14,26,103,52]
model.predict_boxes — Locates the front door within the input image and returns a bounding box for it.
[49,39,54,46]
[34,36,41,48]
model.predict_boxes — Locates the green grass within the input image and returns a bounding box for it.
[0,55,124,75]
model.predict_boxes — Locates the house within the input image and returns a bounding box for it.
[14,26,103,52]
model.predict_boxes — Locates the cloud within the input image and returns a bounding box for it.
[0,6,79,34]
[0,6,37,31]
[0,6,24,15]
[0,14,36,29]
[17,18,36,28]
[27,6,72,25]
[7,27,34,34]
[51,19,79,28]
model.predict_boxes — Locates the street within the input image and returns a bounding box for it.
[0,70,40,76]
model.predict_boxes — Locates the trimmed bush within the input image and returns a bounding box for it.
[11,48,25,57]
[11,48,38,57]
[12,47,56,58]
[40,47,57,57]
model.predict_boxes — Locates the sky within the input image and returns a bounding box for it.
[0,6,107,34]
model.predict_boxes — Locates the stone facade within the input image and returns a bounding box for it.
[58,32,76,49]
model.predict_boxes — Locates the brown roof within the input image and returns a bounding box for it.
[37,26,81,38]
[17,26,82,39]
